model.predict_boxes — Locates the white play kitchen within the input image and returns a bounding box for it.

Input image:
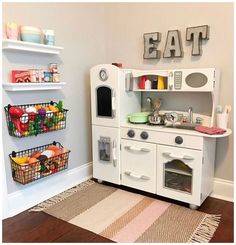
[90,64,231,209]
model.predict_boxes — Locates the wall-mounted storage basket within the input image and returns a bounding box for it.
[9,141,70,185]
[4,101,68,138]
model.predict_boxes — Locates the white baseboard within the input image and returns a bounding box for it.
[5,165,233,218]
[210,178,234,202]
[5,162,93,218]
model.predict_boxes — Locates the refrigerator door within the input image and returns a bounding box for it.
[92,125,120,184]
[90,64,120,127]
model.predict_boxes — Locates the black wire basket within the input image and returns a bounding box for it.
[9,141,70,185]
[4,101,68,138]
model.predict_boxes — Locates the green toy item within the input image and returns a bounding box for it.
[52,114,58,125]
[57,100,63,112]
[28,122,35,136]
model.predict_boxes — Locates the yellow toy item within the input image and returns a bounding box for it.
[12,155,29,164]
[158,76,165,90]
[49,105,59,112]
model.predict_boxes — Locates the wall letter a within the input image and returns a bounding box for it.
[163,30,183,58]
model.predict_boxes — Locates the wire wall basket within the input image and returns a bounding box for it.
[9,141,70,185]
[4,101,68,138]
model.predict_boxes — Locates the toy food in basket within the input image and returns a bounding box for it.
[10,142,70,185]
[5,101,68,138]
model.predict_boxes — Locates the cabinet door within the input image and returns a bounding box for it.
[91,64,120,127]
[121,139,156,193]
[92,125,120,184]
[156,144,202,205]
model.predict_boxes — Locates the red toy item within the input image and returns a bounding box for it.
[9,106,24,136]
[12,70,31,83]
[139,75,147,89]
[194,125,226,135]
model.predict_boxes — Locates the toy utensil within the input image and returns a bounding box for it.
[216,105,223,113]
[224,105,232,114]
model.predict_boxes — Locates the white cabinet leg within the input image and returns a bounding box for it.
[97,179,103,184]
[189,204,198,210]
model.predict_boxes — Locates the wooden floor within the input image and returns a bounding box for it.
[3,183,234,243]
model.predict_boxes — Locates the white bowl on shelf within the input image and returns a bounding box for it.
[20,26,42,44]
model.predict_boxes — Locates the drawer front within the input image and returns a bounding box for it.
[121,139,156,193]
[155,132,203,150]
[121,127,203,150]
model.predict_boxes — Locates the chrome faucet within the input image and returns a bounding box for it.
[188,107,193,124]
[146,97,153,111]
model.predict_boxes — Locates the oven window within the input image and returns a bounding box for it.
[164,159,192,194]
[98,137,111,162]
[97,86,112,117]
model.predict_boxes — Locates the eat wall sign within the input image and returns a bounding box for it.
[143,25,209,59]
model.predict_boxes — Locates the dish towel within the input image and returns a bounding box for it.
[195,125,226,135]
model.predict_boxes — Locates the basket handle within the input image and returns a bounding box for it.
[12,151,16,157]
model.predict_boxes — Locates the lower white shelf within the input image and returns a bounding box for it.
[3,82,66,91]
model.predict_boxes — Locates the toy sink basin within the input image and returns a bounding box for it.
[128,112,151,124]
[165,123,198,130]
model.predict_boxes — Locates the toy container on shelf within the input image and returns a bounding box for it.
[9,141,70,185]
[4,101,68,138]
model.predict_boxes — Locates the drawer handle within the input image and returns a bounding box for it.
[162,152,194,160]
[124,146,150,152]
[124,171,150,180]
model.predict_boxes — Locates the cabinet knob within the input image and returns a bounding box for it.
[140,131,148,140]
[127,130,135,138]
[175,136,183,144]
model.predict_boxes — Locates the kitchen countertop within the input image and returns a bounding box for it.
[121,123,232,138]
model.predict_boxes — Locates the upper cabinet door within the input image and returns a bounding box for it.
[90,64,120,127]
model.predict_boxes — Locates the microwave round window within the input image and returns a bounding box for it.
[99,69,108,81]
[185,73,208,88]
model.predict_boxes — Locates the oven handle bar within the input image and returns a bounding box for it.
[124,171,150,180]
[124,146,150,152]
[162,152,194,160]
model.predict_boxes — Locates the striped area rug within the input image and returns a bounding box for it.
[30,180,221,243]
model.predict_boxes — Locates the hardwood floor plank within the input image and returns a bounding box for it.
[53,227,112,243]
[199,198,234,243]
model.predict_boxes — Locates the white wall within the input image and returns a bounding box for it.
[2,3,107,194]
[104,2,234,181]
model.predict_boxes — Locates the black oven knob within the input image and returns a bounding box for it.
[127,130,135,138]
[141,131,148,140]
[175,136,183,144]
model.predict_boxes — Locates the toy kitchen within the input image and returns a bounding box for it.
[90,64,231,209]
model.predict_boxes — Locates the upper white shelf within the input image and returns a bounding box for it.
[3,82,66,91]
[2,39,64,54]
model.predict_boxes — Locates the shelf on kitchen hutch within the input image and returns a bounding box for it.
[133,89,212,92]
[2,39,64,54]
[3,82,66,91]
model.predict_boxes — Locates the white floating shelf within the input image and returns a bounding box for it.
[2,39,64,54]
[3,82,66,91]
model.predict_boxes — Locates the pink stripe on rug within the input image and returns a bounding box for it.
[112,199,171,243]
